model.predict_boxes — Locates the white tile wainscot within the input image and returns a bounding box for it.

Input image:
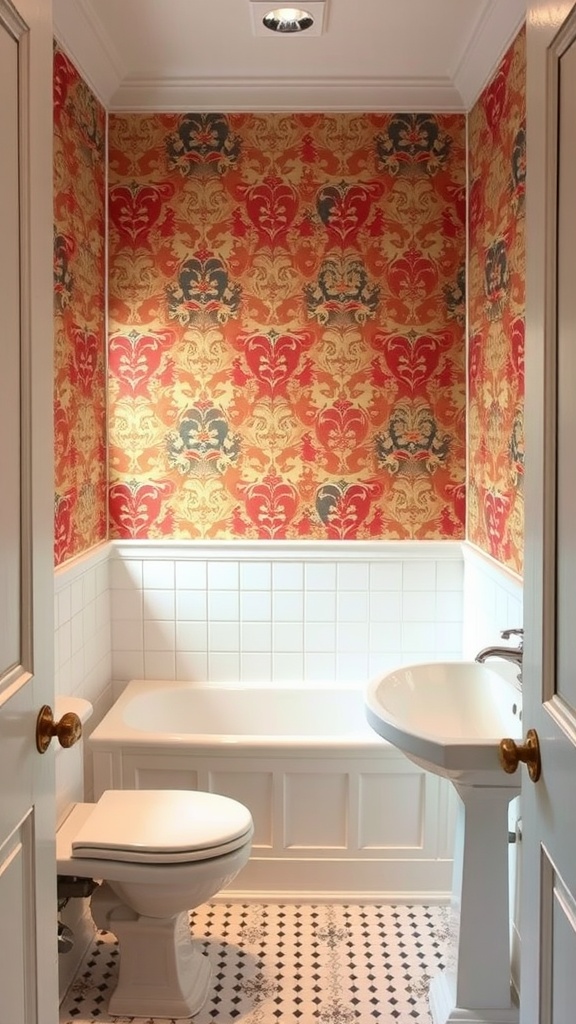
[110,539,465,686]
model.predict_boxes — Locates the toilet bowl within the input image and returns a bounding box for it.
[57,788,253,1018]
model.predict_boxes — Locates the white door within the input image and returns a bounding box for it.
[0,0,58,1022]
[521,1,576,1020]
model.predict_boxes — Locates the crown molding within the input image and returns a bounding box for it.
[53,0,123,106]
[452,0,526,110]
[52,0,526,115]
[108,76,464,113]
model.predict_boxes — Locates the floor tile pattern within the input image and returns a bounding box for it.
[59,903,452,1023]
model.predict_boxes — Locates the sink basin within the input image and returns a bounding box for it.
[365,660,522,786]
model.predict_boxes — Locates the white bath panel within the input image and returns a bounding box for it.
[358,771,425,849]
[207,770,273,848]
[283,772,349,849]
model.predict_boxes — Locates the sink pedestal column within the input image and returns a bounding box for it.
[429,782,520,1024]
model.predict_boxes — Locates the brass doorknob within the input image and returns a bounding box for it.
[36,705,82,754]
[499,728,541,783]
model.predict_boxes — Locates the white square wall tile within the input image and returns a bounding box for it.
[209,621,240,652]
[71,578,84,616]
[240,652,272,681]
[369,591,402,623]
[402,560,437,590]
[337,590,368,622]
[273,621,303,652]
[57,586,71,627]
[144,650,176,679]
[143,560,175,589]
[337,562,369,590]
[436,559,464,591]
[176,650,208,680]
[272,562,304,590]
[336,621,369,653]
[112,619,143,652]
[368,651,403,676]
[240,561,272,590]
[304,621,336,653]
[336,651,369,683]
[207,561,239,589]
[401,591,436,622]
[143,589,175,620]
[111,559,143,589]
[176,590,207,621]
[83,569,96,605]
[95,560,109,596]
[369,621,402,653]
[111,651,143,684]
[176,621,208,651]
[304,652,336,681]
[369,561,403,591]
[272,652,304,681]
[435,591,463,622]
[305,562,337,590]
[434,622,463,654]
[208,651,240,681]
[241,621,272,652]
[402,621,437,652]
[240,591,272,621]
[70,611,84,654]
[273,591,304,621]
[208,590,240,621]
[305,590,336,622]
[143,620,175,652]
[175,560,207,589]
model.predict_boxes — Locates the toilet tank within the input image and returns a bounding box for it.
[54,696,93,826]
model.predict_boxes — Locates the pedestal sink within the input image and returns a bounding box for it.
[365,661,522,1024]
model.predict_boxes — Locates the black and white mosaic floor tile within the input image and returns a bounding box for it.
[60,904,451,1023]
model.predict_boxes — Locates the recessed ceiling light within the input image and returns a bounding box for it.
[249,0,327,37]
[262,7,314,33]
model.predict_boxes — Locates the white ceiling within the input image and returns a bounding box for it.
[53,0,526,113]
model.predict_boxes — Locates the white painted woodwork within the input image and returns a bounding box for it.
[522,2,576,1021]
[52,0,526,111]
[0,0,57,1021]
[92,746,455,901]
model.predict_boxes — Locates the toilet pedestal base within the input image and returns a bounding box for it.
[91,883,211,1018]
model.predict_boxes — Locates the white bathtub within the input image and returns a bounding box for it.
[89,680,455,902]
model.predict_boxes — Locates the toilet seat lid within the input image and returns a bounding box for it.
[70,790,253,864]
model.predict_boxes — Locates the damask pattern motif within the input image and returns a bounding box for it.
[108,113,466,540]
[468,29,526,573]
[53,45,107,565]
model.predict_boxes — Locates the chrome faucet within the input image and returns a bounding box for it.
[475,628,524,682]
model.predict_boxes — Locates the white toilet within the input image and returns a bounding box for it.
[57,778,253,1017]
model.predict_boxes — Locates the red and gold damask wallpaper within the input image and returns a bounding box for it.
[468,28,526,574]
[107,113,467,540]
[53,45,107,565]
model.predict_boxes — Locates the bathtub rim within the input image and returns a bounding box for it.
[88,678,390,753]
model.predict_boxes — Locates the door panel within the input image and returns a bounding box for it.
[523,2,576,1021]
[0,0,57,1021]
[0,0,22,673]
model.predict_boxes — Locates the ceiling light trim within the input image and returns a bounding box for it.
[250,0,327,37]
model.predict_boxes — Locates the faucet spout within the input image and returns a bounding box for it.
[475,645,523,667]
[475,628,524,682]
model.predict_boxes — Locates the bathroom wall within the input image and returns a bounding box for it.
[53,44,108,566]
[107,112,466,542]
[467,28,526,576]
[53,545,112,796]
[109,541,464,686]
